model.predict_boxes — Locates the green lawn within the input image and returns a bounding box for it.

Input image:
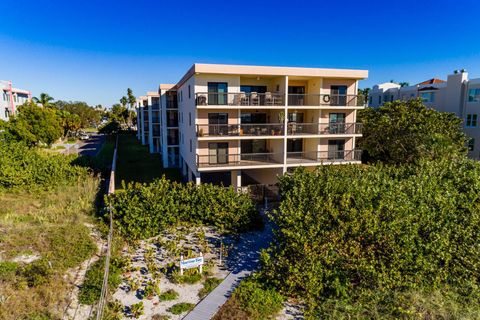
[115,134,182,189]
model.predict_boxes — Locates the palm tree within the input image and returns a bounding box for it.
[33,93,54,107]
[127,88,136,110]
[120,96,128,108]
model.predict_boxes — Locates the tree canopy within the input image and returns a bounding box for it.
[6,102,63,146]
[53,100,103,128]
[359,98,467,164]
[32,93,54,108]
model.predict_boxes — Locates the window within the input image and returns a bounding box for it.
[466,114,478,127]
[189,139,192,152]
[468,138,475,151]
[189,112,191,126]
[378,96,381,105]
[468,88,480,102]
[390,95,394,102]
[188,85,191,99]
[420,92,435,103]
[180,91,183,102]
[208,82,228,105]
[368,96,372,105]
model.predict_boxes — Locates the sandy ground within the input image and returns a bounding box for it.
[111,225,232,319]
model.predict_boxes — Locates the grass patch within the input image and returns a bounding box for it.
[198,277,222,298]
[0,178,100,319]
[171,270,202,284]
[115,134,181,189]
[167,302,195,315]
[159,289,179,301]
[78,239,124,304]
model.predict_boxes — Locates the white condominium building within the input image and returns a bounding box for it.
[137,63,368,187]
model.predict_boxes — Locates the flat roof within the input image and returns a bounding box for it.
[177,63,368,87]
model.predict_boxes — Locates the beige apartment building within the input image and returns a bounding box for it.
[137,63,368,187]
[369,69,480,159]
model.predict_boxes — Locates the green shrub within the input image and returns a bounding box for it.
[171,270,202,284]
[159,289,179,301]
[262,160,480,317]
[78,256,123,304]
[130,301,144,317]
[167,302,195,315]
[198,277,222,298]
[0,261,19,281]
[22,258,53,287]
[233,277,283,319]
[0,140,89,191]
[106,177,259,240]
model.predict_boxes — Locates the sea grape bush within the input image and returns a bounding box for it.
[106,177,259,239]
[0,141,89,190]
[261,160,480,316]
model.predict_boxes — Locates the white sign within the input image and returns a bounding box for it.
[180,256,204,269]
[179,253,204,275]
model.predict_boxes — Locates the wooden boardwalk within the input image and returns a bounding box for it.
[183,213,273,320]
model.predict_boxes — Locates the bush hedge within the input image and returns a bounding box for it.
[261,160,480,317]
[106,177,259,239]
[0,141,89,190]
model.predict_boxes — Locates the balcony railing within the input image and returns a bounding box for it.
[197,123,284,137]
[197,153,283,168]
[195,92,366,107]
[287,123,362,135]
[288,94,366,106]
[196,92,284,106]
[286,150,362,163]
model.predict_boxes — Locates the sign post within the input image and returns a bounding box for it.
[179,253,204,275]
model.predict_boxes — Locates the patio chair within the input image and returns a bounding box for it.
[250,92,259,106]
[265,92,273,105]
[239,91,248,105]
[196,95,207,105]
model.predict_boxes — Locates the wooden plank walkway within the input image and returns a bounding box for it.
[183,212,273,320]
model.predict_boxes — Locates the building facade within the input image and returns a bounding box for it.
[0,80,31,121]
[136,86,180,168]
[137,63,368,187]
[369,70,480,159]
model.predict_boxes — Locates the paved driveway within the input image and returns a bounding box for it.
[77,133,105,156]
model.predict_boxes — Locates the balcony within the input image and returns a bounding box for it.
[288,94,366,107]
[197,124,284,137]
[196,92,284,107]
[286,150,362,164]
[197,153,283,168]
[287,123,362,135]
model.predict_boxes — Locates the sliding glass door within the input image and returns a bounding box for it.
[209,142,228,164]
[208,82,228,105]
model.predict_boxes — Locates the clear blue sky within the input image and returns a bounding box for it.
[1,0,479,107]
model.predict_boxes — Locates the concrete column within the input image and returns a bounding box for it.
[195,172,201,186]
[283,76,289,174]
[148,96,154,153]
[140,106,146,145]
[231,170,241,189]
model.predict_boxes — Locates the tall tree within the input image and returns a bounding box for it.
[359,98,467,164]
[7,101,63,146]
[127,88,136,110]
[120,96,128,108]
[33,93,54,108]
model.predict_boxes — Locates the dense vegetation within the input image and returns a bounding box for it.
[359,99,467,164]
[106,177,260,239]
[0,140,89,190]
[260,161,480,318]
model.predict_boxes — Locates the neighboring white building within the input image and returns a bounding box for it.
[0,80,31,121]
[137,86,180,168]
[368,69,480,159]
[138,63,368,187]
